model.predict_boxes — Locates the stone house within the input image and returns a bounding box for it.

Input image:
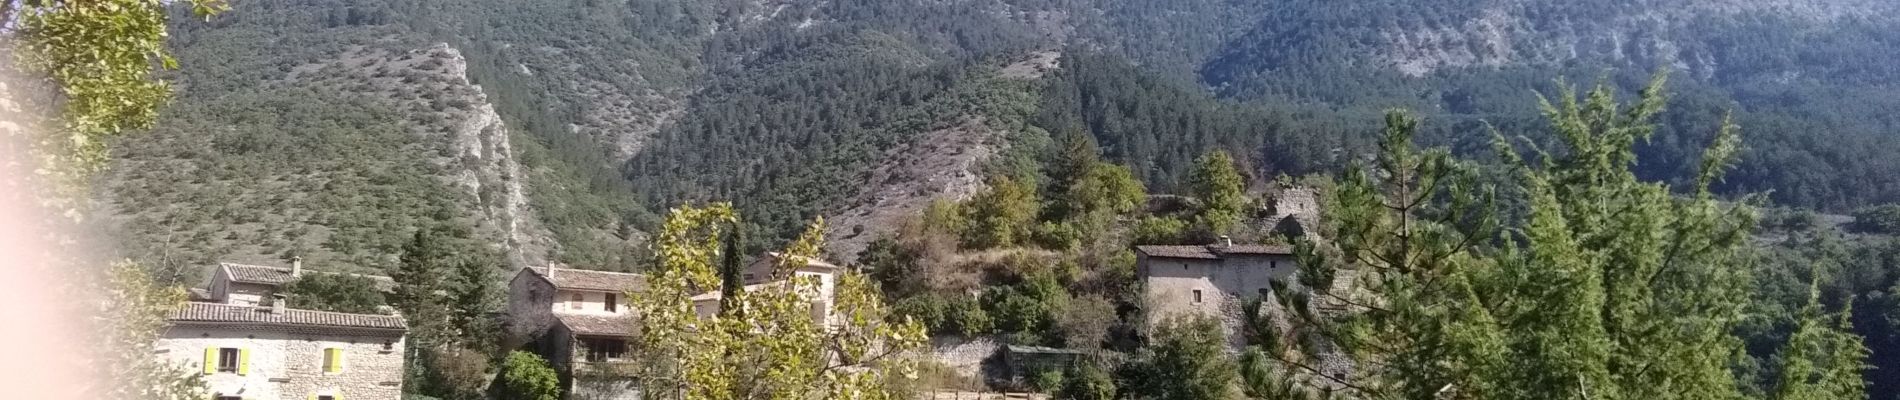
[157,301,408,400]
[201,258,395,306]
[505,253,845,400]
[1135,241,1299,345]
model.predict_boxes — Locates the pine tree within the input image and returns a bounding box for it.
[1283,77,1870,399]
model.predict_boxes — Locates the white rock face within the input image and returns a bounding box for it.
[434,45,554,268]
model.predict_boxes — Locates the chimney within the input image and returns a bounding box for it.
[1220,235,1233,248]
[270,294,288,314]
[291,256,303,277]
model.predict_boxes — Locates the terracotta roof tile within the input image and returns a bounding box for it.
[1215,244,1295,255]
[1136,244,1294,259]
[535,268,647,292]
[170,302,406,332]
[1134,245,1219,259]
[221,263,298,285]
[557,313,638,337]
[220,263,396,291]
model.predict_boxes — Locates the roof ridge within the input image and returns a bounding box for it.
[184,302,398,319]
[546,267,645,276]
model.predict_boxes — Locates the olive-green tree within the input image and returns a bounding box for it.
[629,203,927,400]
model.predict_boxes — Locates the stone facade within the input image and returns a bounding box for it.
[1136,244,1299,347]
[507,255,845,400]
[158,324,405,399]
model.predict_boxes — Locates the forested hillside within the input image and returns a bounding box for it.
[117,0,1900,294]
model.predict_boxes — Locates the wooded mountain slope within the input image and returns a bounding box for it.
[114,0,1900,276]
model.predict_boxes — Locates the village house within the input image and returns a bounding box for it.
[157,299,408,400]
[198,257,396,306]
[505,253,846,400]
[1136,240,1300,330]
[1135,186,1322,344]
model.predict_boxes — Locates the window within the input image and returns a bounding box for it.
[217,348,240,372]
[318,396,335,400]
[605,293,618,312]
[570,293,584,310]
[580,338,627,362]
[1270,261,1278,269]
[215,396,241,400]
[322,348,343,373]
[1192,290,1203,303]
[1259,288,1270,299]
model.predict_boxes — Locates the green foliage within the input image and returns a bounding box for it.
[981,268,1069,343]
[1850,204,1900,235]
[1131,216,1190,245]
[97,261,208,400]
[1770,285,1869,400]
[1120,316,1239,400]
[960,176,1041,249]
[389,224,504,399]
[629,204,927,399]
[893,292,993,337]
[497,351,560,400]
[1058,361,1117,400]
[280,273,387,314]
[1288,79,1869,399]
[13,0,226,174]
[416,348,490,400]
[1032,369,1065,394]
[1187,150,1247,235]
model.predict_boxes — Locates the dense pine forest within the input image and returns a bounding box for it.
[79,0,1900,397]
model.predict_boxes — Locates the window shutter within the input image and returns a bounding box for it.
[325,348,342,373]
[238,348,251,375]
[203,348,217,375]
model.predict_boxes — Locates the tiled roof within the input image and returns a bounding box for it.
[557,313,638,337]
[762,252,842,270]
[1136,244,1295,260]
[222,263,298,285]
[1134,245,1219,259]
[534,268,646,292]
[170,302,406,332]
[1215,244,1294,255]
[219,263,396,291]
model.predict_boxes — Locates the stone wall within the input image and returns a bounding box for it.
[157,325,406,400]
[930,336,1000,379]
[506,271,557,349]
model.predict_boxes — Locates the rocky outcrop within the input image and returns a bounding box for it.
[824,117,996,263]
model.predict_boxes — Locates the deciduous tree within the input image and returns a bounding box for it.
[630,203,927,400]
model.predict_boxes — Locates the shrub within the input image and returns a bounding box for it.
[1032,369,1065,393]
[1030,221,1082,251]
[497,351,559,400]
[1059,362,1117,400]
[1132,216,1189,245]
